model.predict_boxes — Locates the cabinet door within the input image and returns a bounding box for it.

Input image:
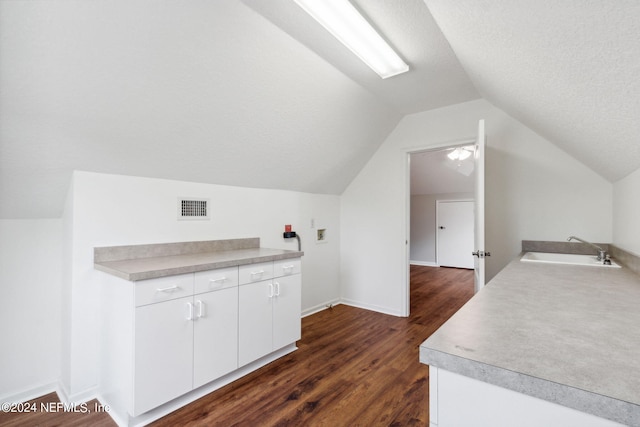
[134,296,193,416]
[193,287,239,388]
[272,274,301,350]
[238,281,273,367]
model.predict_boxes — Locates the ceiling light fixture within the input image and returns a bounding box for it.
[293,0,409,79]
[447,147,472,161]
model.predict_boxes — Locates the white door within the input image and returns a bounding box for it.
[238,281,273,367]
[134,296,193,416]
[193,286,239,388]
[437,200,474,269]
[473,120,487,292]
[272,274,301,350]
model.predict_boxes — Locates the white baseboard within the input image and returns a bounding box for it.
[303,298,406,318]
[301,299,341,317]
[0,381,58,404]
[56,381,98,406]
[340,298,403,317]
[410,260,439,267]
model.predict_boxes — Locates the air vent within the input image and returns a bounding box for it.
[178,198,210,220]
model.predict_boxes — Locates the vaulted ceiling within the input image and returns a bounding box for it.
[426,0,640,182]
[1,0,639,219]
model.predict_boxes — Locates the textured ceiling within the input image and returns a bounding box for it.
[425,0,640,182]
[3,1,639,219]
[0,0,478,219]
[242,0,480,115]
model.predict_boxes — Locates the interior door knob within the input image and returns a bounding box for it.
[472,250,491,258]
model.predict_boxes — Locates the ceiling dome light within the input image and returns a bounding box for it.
[447,147,472,161]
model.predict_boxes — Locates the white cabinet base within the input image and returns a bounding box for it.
[99,256,302,427]
[102,344,297,427]
[429,368,624,427]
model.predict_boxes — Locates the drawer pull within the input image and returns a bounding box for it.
[156,285,180,293]
[282,265,295,273]
[210,277,227,284]
[250,270,265,278]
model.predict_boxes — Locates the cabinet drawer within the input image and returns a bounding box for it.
[194,266,239,294]
[135,274,194,307]
[239,261,273,285]
[273,258,302,277]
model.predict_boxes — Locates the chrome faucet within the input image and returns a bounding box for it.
[567,236,607,261]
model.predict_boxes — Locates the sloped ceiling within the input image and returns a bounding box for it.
[241,0,479,115]
[411,149,475,195]
[4,1,638,220]
[425,0,640,182]
[0,0,478,219]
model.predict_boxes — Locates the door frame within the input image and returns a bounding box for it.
[403,138,476,316]
[436,199,474,268]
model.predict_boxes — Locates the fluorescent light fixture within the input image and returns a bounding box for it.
[294,0,409,79]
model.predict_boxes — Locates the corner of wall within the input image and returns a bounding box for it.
[60,174,75,394]
[613,167,640,254]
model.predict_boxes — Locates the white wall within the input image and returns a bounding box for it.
[410,192,473,265]
[0,219,62,400]
[61,171,340,399]
[613,167,640,255]
[341,99,612,316]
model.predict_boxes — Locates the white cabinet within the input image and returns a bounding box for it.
[238,260,273,285]
[193,285,238,389]
[100,256,301,422]
[272,274,301,350]
[238,259,301,367]
[134,295,194,415]
[238,280,274,366]
[193,266,239,388]
[429,367,624,427]
[132,270,239,416]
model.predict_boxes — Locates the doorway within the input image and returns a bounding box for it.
[407,142,476,312]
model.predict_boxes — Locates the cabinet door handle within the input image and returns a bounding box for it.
[157,285,179,293]
[185,302,193,321]
[268,283,274,298]
[274,281,281,296]
[195,300,205,318]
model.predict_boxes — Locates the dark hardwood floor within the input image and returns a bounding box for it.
[0,266,473,427]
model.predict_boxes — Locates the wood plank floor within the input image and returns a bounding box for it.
[0,266,473,427]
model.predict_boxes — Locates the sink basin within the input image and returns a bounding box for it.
[521,252,621,268]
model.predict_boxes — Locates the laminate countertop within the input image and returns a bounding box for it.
[94,247,304,281]
[420,254,640,426]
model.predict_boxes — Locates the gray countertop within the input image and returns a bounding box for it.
[95,247,304,281]
[420,255,640,426]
